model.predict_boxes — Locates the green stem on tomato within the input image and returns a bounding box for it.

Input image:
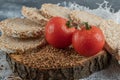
[84,22,91,30]
[66,20,72,28]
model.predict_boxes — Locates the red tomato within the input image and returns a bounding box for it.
[45,17,76,48]
[72,23,105,57]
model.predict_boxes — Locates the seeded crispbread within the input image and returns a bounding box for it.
[70,10,104,26]
[0,35,47,54]
[99,20,120,62]
[22,6,48,25]
[40,3,71,19]
[0,18,44,39]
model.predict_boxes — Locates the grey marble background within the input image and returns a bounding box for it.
[0,0,120,80]
[0,0,120,20]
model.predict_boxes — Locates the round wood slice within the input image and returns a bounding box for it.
[6,45,111,80]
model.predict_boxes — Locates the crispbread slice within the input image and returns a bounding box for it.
[22,6,48,25]
[99,20,120,61]
[40,3,71,19]
[0,18,44,39]
[7,44,110,80]
[70,10,104,26]
[0,35,47,54]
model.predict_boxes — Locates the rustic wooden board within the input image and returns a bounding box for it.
[6,51,111,80]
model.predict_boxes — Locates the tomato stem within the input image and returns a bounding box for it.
[66,20,72,28]
[84,22,91,30]
[66,20,79,29]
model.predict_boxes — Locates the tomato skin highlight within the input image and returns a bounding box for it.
[72,26,105,57]
[45,17,76,48]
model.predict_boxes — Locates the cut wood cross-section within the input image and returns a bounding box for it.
[7,45,111,80]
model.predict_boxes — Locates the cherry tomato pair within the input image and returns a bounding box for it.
[45,17,105,57]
